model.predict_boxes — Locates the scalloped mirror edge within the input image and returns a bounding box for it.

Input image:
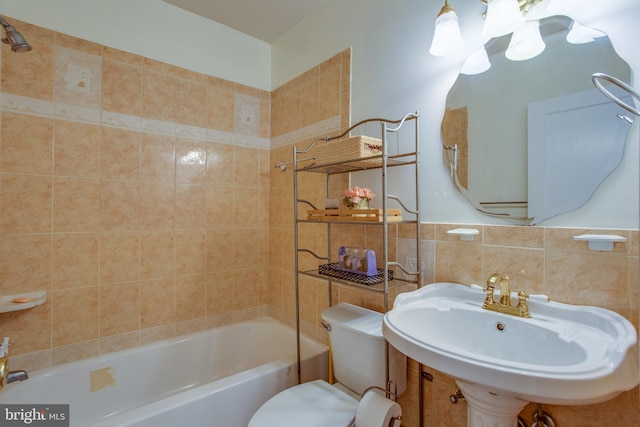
[442,15,633,225]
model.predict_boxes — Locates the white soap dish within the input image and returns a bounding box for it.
[447,228,480,241]
[0,291,47,313]
[573,234,627,251]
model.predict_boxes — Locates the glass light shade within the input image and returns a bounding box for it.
[505,20,545,61]
[482,0,525,38]
[429,9,465,56]
[566,21,606,44]
[461,46,491,75]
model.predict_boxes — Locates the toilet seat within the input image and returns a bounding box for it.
[248,379,359,427]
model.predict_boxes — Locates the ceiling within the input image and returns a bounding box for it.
[163,0,332,44]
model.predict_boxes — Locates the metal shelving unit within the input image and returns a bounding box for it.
[291,112,421,384]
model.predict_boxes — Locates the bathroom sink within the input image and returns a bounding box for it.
[383,283,638,426]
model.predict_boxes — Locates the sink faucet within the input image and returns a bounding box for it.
[483,273,531,318]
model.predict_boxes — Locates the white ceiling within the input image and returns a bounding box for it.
[163,0,332,44]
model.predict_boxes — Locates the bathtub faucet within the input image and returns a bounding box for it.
[8,370,29,383]
[0,336,29,390]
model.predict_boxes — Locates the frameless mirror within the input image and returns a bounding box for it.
[442,15,633,224]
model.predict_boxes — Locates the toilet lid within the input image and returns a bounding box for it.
[248,380,359,427]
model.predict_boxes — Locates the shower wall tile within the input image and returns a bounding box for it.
[175,274,207,322]
[0,234,52,294]
[52,233,99,289]
[52,287,99,347]
[100,127,141,181]
[53,120,101,178]
[102,59,142,116]
[139,182,175,230]
[1,32,54,100]
[99,281,140,336]
[206,142,235,186]
[207,85,235,132]
[140,231,175,280]
[176,78,208,128]
[175,138,206,185]
[54,33,101,56]
[99,232,140,285]
[0,112,53,174]
[140,278,175,329]
[0,174,52,233]
[99,180,140,231]
[53,177,100,232]
[175,183,206,229]
[142,69,176,122]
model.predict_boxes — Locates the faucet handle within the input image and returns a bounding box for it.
[0,337,9,358]
[482,284,495,308]
[516,291,531,318]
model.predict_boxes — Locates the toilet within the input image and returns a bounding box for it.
[249,303,406,427]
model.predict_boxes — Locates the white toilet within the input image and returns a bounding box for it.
[249,303,407,427]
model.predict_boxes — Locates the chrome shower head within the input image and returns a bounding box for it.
[0,16,31,52]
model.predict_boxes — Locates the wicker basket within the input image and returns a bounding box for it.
[314,135,383,165]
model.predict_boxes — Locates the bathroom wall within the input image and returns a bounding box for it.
[0,18,271,369]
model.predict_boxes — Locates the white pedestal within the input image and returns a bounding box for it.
[457,381,529,427]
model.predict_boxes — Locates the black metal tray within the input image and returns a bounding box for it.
[318,262,393,286]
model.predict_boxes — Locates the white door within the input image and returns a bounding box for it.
[528,87,632,223]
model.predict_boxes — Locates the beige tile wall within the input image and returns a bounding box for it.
[0,18,271,369]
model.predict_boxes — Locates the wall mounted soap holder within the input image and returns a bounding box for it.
[573,234,627,251]
[447,228,480,241]
[0,291,47,313]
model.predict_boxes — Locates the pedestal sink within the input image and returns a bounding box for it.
[382,282,638,427]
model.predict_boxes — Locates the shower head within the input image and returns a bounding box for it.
[0,16,31,52]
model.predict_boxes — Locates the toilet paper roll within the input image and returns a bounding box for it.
[355,391,402,427]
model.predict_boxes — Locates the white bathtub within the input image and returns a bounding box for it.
[0,317,328,427]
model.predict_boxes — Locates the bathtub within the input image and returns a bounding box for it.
[0,317,328,427]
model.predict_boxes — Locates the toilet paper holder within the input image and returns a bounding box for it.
[351,383,402,427]
[361,381,400,401]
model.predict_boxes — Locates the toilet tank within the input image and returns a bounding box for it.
[321,303,406,396]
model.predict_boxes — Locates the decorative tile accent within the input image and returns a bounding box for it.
[55,102,101,124]
[102,110,141,131]
[1,92,269,150]
[54,46,102,109]
[1,93,54,118]
[271,115,340,149]
[234,93,261,137]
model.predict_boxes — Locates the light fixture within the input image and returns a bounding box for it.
[482,0,525,38]
[505,20,545,61]
[460,46,491,75]
[566,20,605,44]
[429,0,465,56]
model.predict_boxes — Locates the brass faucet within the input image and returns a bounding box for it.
[482,273,531,318]
[0,337,29,390]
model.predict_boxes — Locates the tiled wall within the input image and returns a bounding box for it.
[0,18,271,369]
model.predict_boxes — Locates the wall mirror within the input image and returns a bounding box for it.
[441,15,633,224]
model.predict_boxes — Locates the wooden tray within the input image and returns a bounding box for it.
[307,208,402,222]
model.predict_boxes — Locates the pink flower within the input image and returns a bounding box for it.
[343,186,375,201]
